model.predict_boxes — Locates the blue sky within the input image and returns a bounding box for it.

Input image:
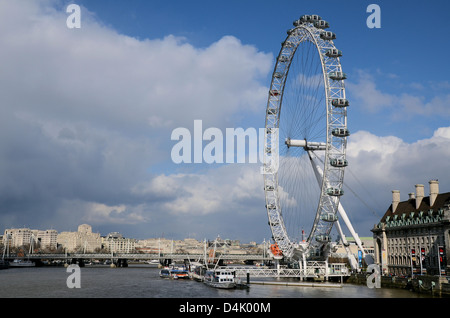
[0,0,449,243]
[75,0,450,141]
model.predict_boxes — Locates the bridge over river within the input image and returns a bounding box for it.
[3,253,350,279]
[3,252,270,264]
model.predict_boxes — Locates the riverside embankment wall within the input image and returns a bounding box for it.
[347,273,450,297]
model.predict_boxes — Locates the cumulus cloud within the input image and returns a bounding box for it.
[347,69,450,119]
[1,0,448,244]
[0,0,272,238]
[340,127,450,236]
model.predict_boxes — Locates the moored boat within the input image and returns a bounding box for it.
[159,268,171,278]
[203,269,236,289]
[9,259,35,267]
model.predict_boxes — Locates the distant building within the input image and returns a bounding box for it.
[4,228,32,248]
[3,228,57,249]
[35,230,58,249]
[57,224,102,252]
[102,232,136,253]
[333,236,375,261]
[372,180,450,276]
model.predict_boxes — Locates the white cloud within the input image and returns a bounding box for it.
[341,127,450,236]
[347,69,450,119]
[0,0,272,238]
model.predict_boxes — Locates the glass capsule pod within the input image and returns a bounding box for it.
[265,203,276,210]
[330,158,348,167]
[320,213,339,222]
[315,235,331,243]
[267,108,278,115]
[274,72,284,79]
[314,20,329,29]
[299,15,311,23]
[325,48,342,57]
[331,128,350,137]
[270,89,280,96]
[326,187,344,196]
[320,31,336,40]
[331,98,349,107]
[310,15,322,22]
[279,55,290,63]
[328,72,347,80]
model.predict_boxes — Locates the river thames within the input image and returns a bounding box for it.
[0,264,436,298]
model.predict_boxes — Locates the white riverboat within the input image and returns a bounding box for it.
[203,269,236,289]
[9,259,35,267]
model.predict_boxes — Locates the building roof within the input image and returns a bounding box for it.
[380,192,450,223]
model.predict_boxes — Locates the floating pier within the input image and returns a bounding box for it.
[249,281,342,288]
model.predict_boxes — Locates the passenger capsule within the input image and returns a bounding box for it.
[330,158,348,167]
[265,185,274,191]
[315,235,331,243]
[265,203,276,210]
[299,15,311,23]
[267,108,278,115]
[279,56,290,63]
[332,128,350,137]
[328,72,347,80]
[325,48,342,58]
[274,72,284,79]
[310,15,322,22]
[320,213,339,222]
[270,89,280,96]
[320,31,336,41]
[326,187,344,196]
[331,98,349,107]
[314,20,329,29]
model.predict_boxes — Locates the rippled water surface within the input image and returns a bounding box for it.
[0,265,433,298]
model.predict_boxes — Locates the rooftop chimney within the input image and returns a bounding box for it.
[429,179,439,207]
[415,184,424,210]
[392,190,400,213]
[408,193,415,200]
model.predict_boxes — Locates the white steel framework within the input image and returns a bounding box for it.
[264,15,349,261]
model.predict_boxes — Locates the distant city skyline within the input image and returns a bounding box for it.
[0,0,449,243]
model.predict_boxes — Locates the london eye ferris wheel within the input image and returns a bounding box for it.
[263,14,351,262]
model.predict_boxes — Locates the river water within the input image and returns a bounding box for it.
[0,264,434,299]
